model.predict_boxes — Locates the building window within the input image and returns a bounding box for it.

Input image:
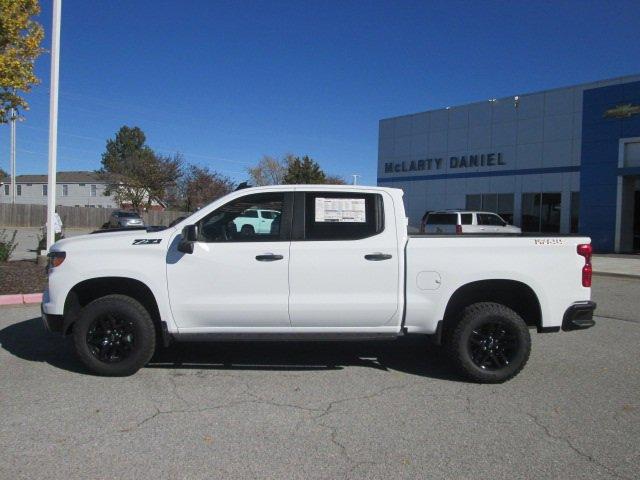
[62,184,69,196]
[90,184,97,197]
[17,185,22,196]
[466,193,514,224]
[43,185,48,196]
[570,192,580,234]
[79,183,85,187]
[466,194,481,210]
[3,184,8,195]
[541,193,561,233]
[521,192,562,232]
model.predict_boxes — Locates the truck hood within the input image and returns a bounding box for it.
[51,227,177,253]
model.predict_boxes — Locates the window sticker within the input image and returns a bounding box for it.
[315,197,366,223]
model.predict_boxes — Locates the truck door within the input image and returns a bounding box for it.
[166,192,292,329]
[288,190,400,327]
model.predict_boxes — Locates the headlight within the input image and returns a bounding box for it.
[47,251,66,270]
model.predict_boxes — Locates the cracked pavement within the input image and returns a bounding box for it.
[0,275,639,479]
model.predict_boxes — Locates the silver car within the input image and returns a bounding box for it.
[109,211,145,228]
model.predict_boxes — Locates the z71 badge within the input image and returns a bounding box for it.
[132,239,162,245]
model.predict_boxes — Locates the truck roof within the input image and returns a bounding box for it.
[232,184,405,194]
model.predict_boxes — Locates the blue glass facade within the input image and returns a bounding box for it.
[580,81,640,251]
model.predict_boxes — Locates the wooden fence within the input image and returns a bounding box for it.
[0,203,187,229]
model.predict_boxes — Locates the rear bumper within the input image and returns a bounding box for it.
[562,301,596,331]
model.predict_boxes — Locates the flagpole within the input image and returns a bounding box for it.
[46,0,62,251]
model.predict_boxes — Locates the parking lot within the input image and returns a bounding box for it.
[0,275,638,480]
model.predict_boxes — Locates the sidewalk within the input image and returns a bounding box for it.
[593,254,640,279]
[2,227,92,261]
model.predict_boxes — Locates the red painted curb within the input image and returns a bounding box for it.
[0,294,24,306]
[23,293,43,304]
[0,293,43,306]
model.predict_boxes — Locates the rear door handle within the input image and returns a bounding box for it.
[365,253,392,261]
[255,254,284,262]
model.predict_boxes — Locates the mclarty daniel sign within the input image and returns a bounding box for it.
[384,152,505,174]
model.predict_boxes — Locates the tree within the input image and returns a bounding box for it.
[247,155,287,186]
[324,175,346,184]
[183,165,235,211]
[283,155,326,184]
[99,126,183,211]
[0,0,45,123]
[0,167,7,182]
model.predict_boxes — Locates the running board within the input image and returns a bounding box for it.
[172,332,401,342]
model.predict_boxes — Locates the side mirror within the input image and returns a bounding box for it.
[177,225,198,254]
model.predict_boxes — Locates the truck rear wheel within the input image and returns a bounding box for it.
[448,302,531,383]
[73,294,156,376]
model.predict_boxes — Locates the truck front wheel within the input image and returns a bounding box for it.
[73,294,156,376]
[448,302,531,383]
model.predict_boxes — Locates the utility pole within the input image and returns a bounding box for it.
[351,174,360,185]
[46,0,62,252]
[10,108,16,203]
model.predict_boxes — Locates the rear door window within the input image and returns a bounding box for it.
[478,213,505,226]
[302,192,384,240]
[460,213,472,225]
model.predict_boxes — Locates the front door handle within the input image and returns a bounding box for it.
[365,253,392,261]
[255,254,284,262]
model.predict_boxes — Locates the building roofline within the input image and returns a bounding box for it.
[379,72,640,122]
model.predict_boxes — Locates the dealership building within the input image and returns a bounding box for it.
[377,74,640,252]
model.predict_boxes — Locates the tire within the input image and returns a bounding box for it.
[240,225,255,236]
[448,302,531,383]
[73,294,156,376]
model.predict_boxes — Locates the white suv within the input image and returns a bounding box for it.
[420,210,521,234]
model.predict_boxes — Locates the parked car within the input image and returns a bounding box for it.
[42,186,594,383]
[233,208,281,235]
[421,210,521,234]
[108,211,145,229]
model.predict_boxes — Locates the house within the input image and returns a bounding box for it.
[0,171,167,210]
[0,171,116,208]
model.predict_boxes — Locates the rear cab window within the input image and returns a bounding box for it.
[300,192,384,240]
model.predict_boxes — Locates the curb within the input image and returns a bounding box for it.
[0,293,43,306]
[593,271,640,280]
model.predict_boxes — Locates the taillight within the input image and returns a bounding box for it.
[456,224,462,234]
[577,243,592,287]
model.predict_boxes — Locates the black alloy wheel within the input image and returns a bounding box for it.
[468,321,519,371]
[86,313,136,363]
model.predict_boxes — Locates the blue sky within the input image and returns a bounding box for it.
[1,0,639,185]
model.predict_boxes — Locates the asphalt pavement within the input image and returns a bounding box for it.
[0,276,638,479]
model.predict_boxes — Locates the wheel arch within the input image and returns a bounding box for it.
[63,277,161,335]
[441,279,543,341]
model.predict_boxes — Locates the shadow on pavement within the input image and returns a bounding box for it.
[0,317,461,381]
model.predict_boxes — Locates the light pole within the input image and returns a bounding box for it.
[46,0,62,251]
[351,174,360,185]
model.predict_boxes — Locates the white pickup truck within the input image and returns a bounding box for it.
[42,185,596,383]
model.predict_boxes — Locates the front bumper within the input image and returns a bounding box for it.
[562,301,597,331]
[41,304,64,333]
